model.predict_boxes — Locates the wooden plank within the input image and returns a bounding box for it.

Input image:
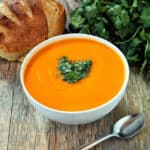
[6,63,50,150]
[0,59,17,150]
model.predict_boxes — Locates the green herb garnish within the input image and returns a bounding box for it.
[70,0,150,79]
[57,56,92,83]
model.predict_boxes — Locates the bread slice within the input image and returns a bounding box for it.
[0,0,65,61]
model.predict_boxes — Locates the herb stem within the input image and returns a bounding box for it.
[144,40,149,57]
[140,59,148,74]
[115,26,143,45]
[100,2,115,5]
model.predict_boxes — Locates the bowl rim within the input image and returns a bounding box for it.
[20,33,129,114]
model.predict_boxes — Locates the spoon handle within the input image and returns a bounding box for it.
[80,134,115,150]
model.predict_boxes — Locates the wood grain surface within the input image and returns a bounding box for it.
[0,57,150,150]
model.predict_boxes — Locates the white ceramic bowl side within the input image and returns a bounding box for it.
[20,34,129,125]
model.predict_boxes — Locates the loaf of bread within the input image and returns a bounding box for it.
[0,0,65,61]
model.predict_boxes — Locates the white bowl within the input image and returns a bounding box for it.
[20,34,129,125]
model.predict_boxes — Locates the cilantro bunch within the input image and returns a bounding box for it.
[57,56,92,83]
[70,0,150,80]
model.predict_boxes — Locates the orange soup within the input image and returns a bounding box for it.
[24,38,125,111]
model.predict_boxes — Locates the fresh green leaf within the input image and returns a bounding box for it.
[81,0,92,7]
[140,7,150,27]
[57,56,72,74]
[145,33,150,41]
[85,5,97,18]
[129,37,142,48]
[63,71,79,83]
[79,25,90,34]
[93,21,109,39]
[106,5,130,29]
[70,14,85,29]
[115,23,135,39]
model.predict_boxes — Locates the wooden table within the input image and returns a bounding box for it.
[0,58,150,150]
[0,0,150,148]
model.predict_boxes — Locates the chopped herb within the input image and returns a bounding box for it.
[57,56,92,83]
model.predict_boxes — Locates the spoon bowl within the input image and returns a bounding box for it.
[113,114,145,139]
[81,114,145,150]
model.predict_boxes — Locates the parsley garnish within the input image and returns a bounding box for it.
[57,56,92,83]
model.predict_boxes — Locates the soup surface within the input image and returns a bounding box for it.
[24,38,125,111]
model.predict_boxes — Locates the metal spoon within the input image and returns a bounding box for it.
[80,114,145,150]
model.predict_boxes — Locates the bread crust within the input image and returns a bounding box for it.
[0,0,65,61]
